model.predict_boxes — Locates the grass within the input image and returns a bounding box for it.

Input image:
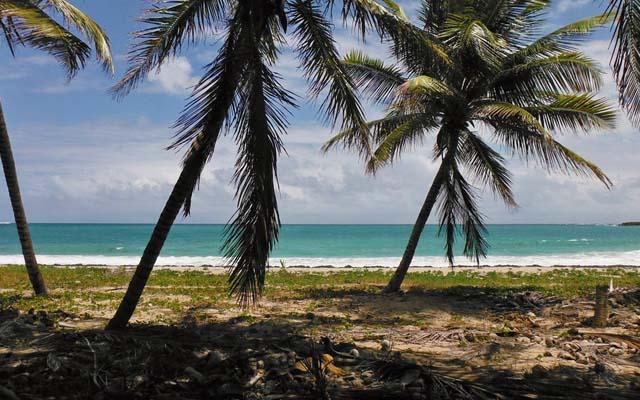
[1,265,639,320]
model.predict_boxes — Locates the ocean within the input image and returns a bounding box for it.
[0,223,639,267]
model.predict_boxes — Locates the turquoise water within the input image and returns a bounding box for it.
[0,224,639,267]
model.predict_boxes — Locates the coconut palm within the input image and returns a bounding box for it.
[606,0,640,125]
[106,0,422,329]
[0,0,112,295]
[324,0,617,292]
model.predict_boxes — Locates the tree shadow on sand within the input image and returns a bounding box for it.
[1,307,502,400]
[294,285,562,322]
[2,296,639,400]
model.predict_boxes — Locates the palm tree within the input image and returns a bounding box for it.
[606,0,640,125]
[106,0,411,329]
[0,0,112,295]
[324,0,617,293]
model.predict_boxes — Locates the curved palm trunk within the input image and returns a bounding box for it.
[106,160,199,330]
[0,102,47,296]
[383,163,447,293]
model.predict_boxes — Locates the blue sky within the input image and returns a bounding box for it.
[0,0,638,224]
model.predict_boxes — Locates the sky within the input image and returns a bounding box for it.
[0,0,638,225]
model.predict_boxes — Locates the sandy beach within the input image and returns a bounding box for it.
[2,265,640,398]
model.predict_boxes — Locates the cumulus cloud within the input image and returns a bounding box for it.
[556,0,592,13]
[2,19,639,225]
[147,57,199,96]
[2,107,639,224]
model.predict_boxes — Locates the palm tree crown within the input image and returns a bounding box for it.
[107,0,410,327]
[325,0,616,287]
[1,0,112,75]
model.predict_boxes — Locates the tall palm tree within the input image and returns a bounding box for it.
[324,0,617,292]
[106,0,414,329]
[606,0,640,125]
[0,0,112,295]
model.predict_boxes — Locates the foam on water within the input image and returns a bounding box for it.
[1,250,640,267]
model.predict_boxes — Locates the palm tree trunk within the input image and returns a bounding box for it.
[383,163,447,293]
[106,160,199,330]
[0,101,48,296]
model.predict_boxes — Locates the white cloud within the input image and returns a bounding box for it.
[147,57,199,96]
[2,109,639,225]
[556,0,592,14]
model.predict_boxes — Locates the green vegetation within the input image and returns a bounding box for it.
[2,266,638,320]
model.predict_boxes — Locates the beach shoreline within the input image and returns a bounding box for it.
[2,263,640,274]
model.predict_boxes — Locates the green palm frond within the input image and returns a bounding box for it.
[492,52,603,100]
[459,131,516,207]
[0,0,91,76]
[399,74,454,96]
[37,0,113,73]
[344,0,451,75]
[440,14,505,68]
[112,0,228,96]
[367,111,439,172]
[526,93,617,133]
[323,111,433,160]
[436,156,488,265]
[517,13,613,57]
[381,0,409,21]
[607,0,640,125]
[290,0,371,156]
[224,54,295,306]
[491,124,612,188]
[478,0,549,41]
[473,101,549,136]
[342,50,406,105]
[419,0,466,33]
[340,0,398,36]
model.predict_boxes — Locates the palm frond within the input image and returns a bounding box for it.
[112,0,228,97]
[491,123,612,188]
[525,93,617,133]
[169,5,249,213]
[343,0,451,75]
[381,0,409,21]
[0,0,90,76]
[322,110,434,163]
[439,14,505,69]
[398,74,454,96]
[436,155,488,265]
[342,50,406,105]
[419,0,465,33]
[473,101,549,136]
[492,52,603,101]
[289,0,371,156]
[607,0,640,125]
[224,20,295,306]
[1,15,19,55]
[516,13,613,57]
[366,111,439,172]
[478,0,549,42]
[459,131,516,207]
[37,0,113,73]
